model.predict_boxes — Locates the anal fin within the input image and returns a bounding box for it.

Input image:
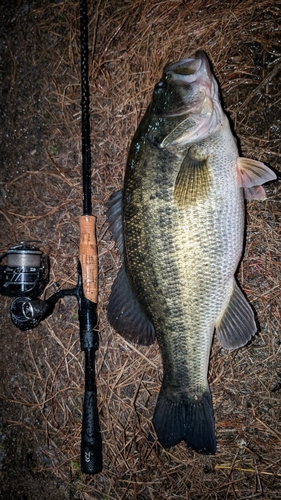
[107,266,155,346]
[216,281,256,350]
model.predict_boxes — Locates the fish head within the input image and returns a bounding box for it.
[149,51,225,148]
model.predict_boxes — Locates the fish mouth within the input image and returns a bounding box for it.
[165,51,214,96]
[159,51,224,145]
[165,54,202,81]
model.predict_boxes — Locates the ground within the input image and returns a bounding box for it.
[0,0,281,499]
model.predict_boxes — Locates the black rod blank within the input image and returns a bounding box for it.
[80,0,92,217]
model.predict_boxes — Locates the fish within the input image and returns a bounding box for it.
[106,50,276,454]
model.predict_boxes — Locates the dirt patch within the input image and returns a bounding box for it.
[0,0,280,499]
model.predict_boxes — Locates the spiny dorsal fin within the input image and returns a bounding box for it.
[237,158,276,200]
[174,146,210,207]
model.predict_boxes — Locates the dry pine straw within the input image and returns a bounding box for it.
[1,0,281,498]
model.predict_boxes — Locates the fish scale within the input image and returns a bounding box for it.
[107,50,276,453]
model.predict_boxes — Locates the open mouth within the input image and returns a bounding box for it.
[165,51,206,84]
[165,51,214,90]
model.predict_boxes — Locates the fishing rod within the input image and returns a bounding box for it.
[77,0,102,474]
[0,0,102,475]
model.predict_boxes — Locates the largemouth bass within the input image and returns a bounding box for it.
[107,51,276,454]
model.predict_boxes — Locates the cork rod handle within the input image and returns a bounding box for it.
[79,215,98,303]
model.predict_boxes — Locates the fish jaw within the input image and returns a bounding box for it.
[155,51,225,147]
[165,50,217,100]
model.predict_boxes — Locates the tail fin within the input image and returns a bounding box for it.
[152,387,216,454]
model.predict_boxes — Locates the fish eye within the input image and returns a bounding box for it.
[154,81,165,92]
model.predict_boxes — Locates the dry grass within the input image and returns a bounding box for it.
[1,0,281,498]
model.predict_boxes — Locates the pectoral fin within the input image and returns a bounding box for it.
[174,146,210,207]
[237,158,276,200]
[216,281,256,350]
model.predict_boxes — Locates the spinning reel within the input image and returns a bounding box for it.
[0,241,84,333]
[0,241,50,330]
